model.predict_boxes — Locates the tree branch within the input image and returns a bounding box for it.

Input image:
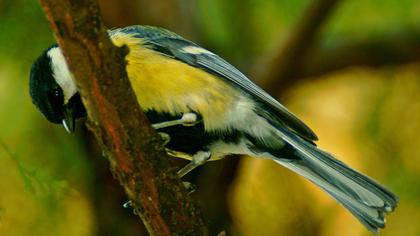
[298,29,420,79]
[256,0,420,94]
[257,0,341,93]
[38,0,206,235]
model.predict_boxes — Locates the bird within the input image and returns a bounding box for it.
[29,25,397,233]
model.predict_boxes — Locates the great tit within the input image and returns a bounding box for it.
[29,25,397,233]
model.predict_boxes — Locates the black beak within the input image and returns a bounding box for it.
[62,105,76,134]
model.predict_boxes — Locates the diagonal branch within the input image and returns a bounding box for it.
[257,0,341,94]
[38,0,207,235]
[298,29,420,79]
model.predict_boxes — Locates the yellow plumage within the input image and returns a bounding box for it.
[28,26,399,232]
[110,32,241,130]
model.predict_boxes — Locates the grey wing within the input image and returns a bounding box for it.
[194,52,318,141]
[120,26,318,141]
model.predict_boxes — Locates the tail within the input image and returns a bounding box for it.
[270,127,398,233]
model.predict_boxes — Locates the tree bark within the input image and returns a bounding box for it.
[38,0,207,235]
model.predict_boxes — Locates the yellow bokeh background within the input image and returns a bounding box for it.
[230,65,420,236]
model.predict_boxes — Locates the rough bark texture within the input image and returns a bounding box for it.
[38,0,207,235]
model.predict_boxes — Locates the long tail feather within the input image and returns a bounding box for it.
[271,127,398,233]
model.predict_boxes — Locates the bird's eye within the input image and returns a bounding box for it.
[53,89,61,98]
[47,88,64,102]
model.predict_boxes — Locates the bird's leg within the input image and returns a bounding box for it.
[166,149,194,160]
[152,112,200,130]
[143,111,208,195]
[177,151,211,178]
[166,149,211,177]
[157,132,171,146]
[123,150,210,208]
[175,150,211,193]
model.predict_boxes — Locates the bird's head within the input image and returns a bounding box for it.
[29,45,86,133]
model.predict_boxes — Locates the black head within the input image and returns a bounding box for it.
[29,45,86,133]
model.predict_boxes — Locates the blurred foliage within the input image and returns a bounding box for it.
[0,1,95,235]
[0,0,419,235]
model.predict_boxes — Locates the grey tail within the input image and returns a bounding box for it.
[269,126,398,234]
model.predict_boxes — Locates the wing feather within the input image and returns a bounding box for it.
[113,26,318,141]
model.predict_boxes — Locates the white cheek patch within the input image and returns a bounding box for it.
[47,47,77,104]
[181,46,214,55]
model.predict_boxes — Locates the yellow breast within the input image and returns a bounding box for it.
[111,32,240,130]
